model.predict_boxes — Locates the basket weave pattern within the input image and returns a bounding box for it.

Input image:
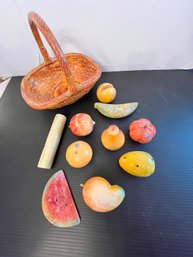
[21,12,101,110]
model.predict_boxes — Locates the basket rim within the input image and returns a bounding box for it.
[21,52,101,109]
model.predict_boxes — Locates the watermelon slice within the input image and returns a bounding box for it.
[42,170,80,227]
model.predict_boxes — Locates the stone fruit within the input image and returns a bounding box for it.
[94,102,138,118]
[42,170,80,227]
[66,141,93,168]
[101,125,125,150]
[81,177,125,212]
[119,151,155,177]
[69,113,95,136]
[129,118,156,143]
[96,83,116,103]
[37,114,66,169]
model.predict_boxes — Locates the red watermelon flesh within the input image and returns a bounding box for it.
[42,170,80,227]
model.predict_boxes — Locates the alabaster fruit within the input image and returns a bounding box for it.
[66,141,93,168]
[101,125,125,150]
[96,83,116,103]
[38,114,66,169]
[42,170,80,227]
[81,176,125,212]
[129,118,156,144]
[119,151,155,177]
[69,113,95,136]
[94,102,138,118]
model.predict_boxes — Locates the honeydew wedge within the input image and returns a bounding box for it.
[94,102,138,118]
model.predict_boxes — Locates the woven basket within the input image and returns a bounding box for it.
[21,12,101,110]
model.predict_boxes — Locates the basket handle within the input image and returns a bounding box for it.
[28,11,76,90]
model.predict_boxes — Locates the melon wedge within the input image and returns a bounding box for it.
[42,170,80,227]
